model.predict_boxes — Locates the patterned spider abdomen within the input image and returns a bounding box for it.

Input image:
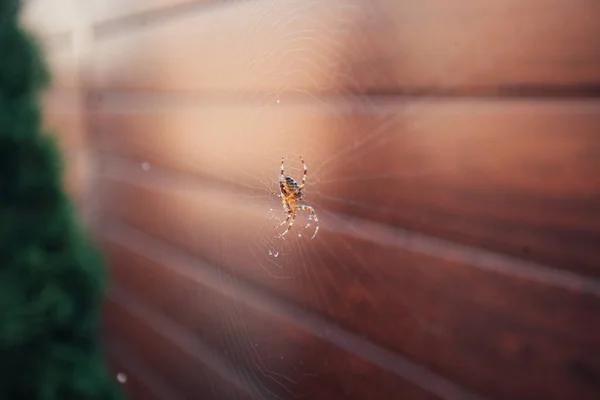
[284,176,302,196]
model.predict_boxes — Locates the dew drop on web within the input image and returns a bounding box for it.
[116,373,127,384]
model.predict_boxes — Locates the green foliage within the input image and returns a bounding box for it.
[0,2,123,399]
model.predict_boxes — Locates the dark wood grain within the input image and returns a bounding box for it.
[101,233,447,400]
[88,0,600,93]
[90,99,600,277]
[98,170,600,400]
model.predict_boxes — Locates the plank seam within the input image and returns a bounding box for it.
[89,87,600,103]
[107,285,276,400]
[327,212,600,297]
[97,152,600,297]
[102,218,488,400]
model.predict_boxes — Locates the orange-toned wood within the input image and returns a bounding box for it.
[89,0,600,93]
[43,107,85,150]
[90,99,600,277]
[104,297,254,400]
[102,237,447,400]
[98,172,600,400]
[25,1,598,399]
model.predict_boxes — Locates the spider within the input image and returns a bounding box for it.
[278,155,319,239]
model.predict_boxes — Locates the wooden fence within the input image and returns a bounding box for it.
[24,1,600,399]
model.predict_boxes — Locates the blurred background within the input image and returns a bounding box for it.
[23,0,600,399]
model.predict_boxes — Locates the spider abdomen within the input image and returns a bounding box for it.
[284,176,301,194]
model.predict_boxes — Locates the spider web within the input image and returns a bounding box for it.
[100,1,548,399]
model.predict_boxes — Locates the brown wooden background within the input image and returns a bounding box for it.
[24,1,600,399]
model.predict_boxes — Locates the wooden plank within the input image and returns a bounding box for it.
[90,98,600,276]
[98,174,600,400]
[104,295,254,400]
[88,0,205,23]
[89,0,600,93]
[43,109,85,150]
[102,233,450,400]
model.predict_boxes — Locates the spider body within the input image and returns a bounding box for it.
[282,176,302,199]
[278,156,319,239]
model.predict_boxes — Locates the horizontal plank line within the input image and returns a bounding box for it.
[96,152,600,298]
[93,0,228,40]
[106,338,184,400]
[107,283,275,399]
[369,85,600,99]
[328,212,600,297]
[102,217,487,400]
[88,86,600,106]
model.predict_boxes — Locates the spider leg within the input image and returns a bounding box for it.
[298,204,319,239]
[299,155,307,191]
[279,211,297,238]
[279,213,291,227]
[279,202,292,226]
[278,157,286,194]
[304,212,313,230]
